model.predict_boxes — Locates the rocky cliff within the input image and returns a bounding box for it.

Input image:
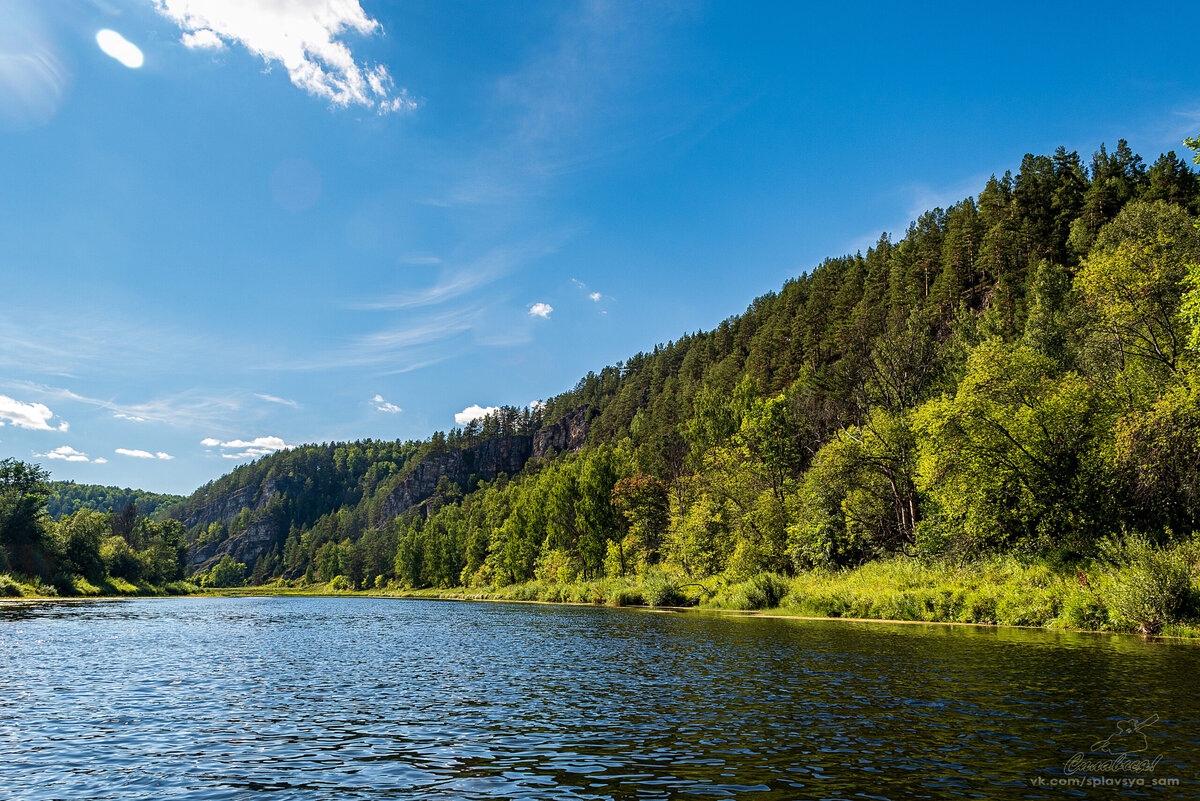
[380,435,533,520]
[532,406,589,460]
[184,408,590,573]
[381,407,591,520]
[189,520,278,572]
[181,478,281,530]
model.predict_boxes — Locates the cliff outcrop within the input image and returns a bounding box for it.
[380,435,532,520]
[181,479,281,530]
[532,406,589,460]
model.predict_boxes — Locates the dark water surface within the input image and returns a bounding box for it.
[1,597,1197,799]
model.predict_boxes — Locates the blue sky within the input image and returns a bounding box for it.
[2,0,1199,495]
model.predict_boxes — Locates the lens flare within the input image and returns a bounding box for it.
[96,30,144,69]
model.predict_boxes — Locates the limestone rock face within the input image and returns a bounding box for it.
[532,406,589,460]
[182,479,280,531]
[183,408,590,573]
[380,435,533,520]
[189,520,277,572]
[183,479,284,572]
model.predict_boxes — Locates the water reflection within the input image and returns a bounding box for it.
[1,598,1197,799]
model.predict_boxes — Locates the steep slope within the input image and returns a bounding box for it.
[173,140,1200,589]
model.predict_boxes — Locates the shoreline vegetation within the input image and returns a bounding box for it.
[6,551,1200,639]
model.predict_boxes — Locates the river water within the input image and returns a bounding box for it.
[1,597,1196,799]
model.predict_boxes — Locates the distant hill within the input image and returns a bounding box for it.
[45,481,184,522]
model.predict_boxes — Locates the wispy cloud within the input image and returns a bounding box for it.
[372,394,402,413]
[254,393,299,408]
[8,382,243,430]
[570,277,605,303]
[34,445,104,463]
[455,404,499,425]
[528,302,553,318]
[115,448,175,460]
[152,0,416,113]
[201,435,293,460]
[0,394,67,431]
[365,238,566,311]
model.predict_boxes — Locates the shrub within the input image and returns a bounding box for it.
[608,586,644,607]
[0,574,23,597]
[644,574,686,607]
[1102,535,1197,634]
[329,575,353,591]
[731,572,791,610]
[1059,588,1111,631]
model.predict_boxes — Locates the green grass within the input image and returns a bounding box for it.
[0,573,200,599]
[11,549,1197,640]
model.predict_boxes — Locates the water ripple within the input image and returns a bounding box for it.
[1,598,1198,799]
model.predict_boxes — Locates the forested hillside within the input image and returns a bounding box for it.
[44,482,182,522]
[159,138,1200,593]
[8,138,1200,629]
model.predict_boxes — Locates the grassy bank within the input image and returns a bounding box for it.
[194,547,1200,638]
[9,545,1198,639]
[0,572,199,599]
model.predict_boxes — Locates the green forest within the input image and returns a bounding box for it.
[7,138,1200,634]
[43,481,182,521]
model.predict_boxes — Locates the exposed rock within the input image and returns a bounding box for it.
[183,409,591,572]
[381,435,533,520]
[181,479,280,531]
[532,406,589,460]
[189,520,278,573]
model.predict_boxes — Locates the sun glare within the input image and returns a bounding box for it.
[96,30,144,69]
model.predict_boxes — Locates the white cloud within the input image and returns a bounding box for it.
[115,448,174,460]
[530,400,546,411]
[96,30,145,69]
[455,404,499,425]
[114,413,147,422]
[180,29,224,50]
[0,394,58,431]
[115,448,154,459]
[254,393,298,407]
[94,458,108,464]
[202,435,293,460]
[572,278,603,302]
[528,302,553,318]
[372,394,403,413]
[35,445,97,463]
[152,0,416,113]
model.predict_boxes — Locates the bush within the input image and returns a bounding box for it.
[644,574,686,607]
[730,572,791,610]
[200,554,247,588]
[0,574,23,597]
[608,586,644,607]
[1060,589,1111,631]
[329,575,352,591]
[1102,535,1197,634]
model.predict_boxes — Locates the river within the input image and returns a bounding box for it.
[2,597,1196,799]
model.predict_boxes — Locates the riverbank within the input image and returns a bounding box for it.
[0,573,198,599]
[6,552,1198,638]
[200,553,1200,639]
